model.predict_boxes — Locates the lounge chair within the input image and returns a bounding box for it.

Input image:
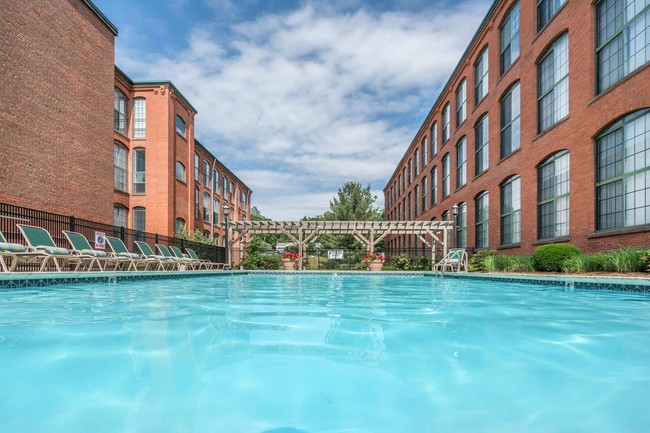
[155,244,192,270]
[134,241,176,271]
[169,245,203,270]
[17,224,93,272]
[433,248,468,273]
[105,236,151,271]
[186,247,226,270]
[63,231,131,272]
[0,230,53,272]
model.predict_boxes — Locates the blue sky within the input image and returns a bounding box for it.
[94,0,492,219]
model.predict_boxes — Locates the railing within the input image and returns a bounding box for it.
[0,202,226,267]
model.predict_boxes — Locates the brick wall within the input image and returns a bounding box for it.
[0,0,115,224]
[385,0,650,254]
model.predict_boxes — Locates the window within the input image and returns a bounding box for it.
[213,198,219,224]
[133,148,145,194]
[213,169,220,193]
[175,218,185,234]
[442,154,451,198]
[402,168,407,191]
[431,122,438,156]
[194,153,200,182]
[475,47,489,105]
[229,181,234,202]
[113,205,127,228]
[455,203,467,248]
[203,160,210,187]
[501,82,521,158]
[133,207,146,232]
[175,115,186,137]
[422,177,428,213]
[114,88,127,134]
[403,198,406,220]
[442,104,451,143]
[538,0,567,30]
[114,142,127,192]
[475,192,489,249]
[475,115,489,175]
[596,109,650,230]
[408,159,413,184]
[431,166,438,206]
[222,176,228,198]
[203,193,210,222]
[442,211,450,221]
[538,151,570,239]
[501,175,521,245]
[456,80,467,127]
[414,150,420,176]
[408,192,412,219]
[596,0,650,93]
[133,97,146,139]
[176,162,186,182]
[422,137,428,168]
[398,174,402,195]
[194,187,200,219]
[500,3,520,75]
[414,185,419,216]
[538,33,569,132]
[456,138,467,189]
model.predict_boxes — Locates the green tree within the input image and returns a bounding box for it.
[328,182,383,221]
[250,206,289,247]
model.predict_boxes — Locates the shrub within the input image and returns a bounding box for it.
[531,243,581,272]
[562,254,608,273]
[411,257,432,271]
[390,254,412,270]
[257,255,282,270]
[604,248,646,273]
[468,250,496,272]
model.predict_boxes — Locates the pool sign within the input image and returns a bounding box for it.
[327,249,344,260]
[95,231,106,250]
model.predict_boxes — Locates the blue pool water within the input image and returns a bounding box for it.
[0,274,649,432]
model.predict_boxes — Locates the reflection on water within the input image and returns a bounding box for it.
[0,275,649,433]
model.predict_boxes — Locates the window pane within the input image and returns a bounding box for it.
[133,149,145,194]
[133,98,146,138]
[538,34,569,132]
[500,3,520,74]
[113,144,127,192]
[501,83,521,157]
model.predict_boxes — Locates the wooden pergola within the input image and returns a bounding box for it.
[224,220,455,270]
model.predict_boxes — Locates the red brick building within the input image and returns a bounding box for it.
[0,0,251,245]
[384,0,650,255]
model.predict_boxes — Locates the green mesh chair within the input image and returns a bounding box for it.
[156,244,194,270]
[17,224,92,272]
[169,245,202,270]
[185,247,225,270]
[134,241,175,271]
[105,236,151,271]
[63,231,132,272]
[0,230,52,272]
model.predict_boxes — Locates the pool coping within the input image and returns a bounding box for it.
[0,269,648,292]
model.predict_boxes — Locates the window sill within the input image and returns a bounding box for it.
[114,130,129,140]
[497,147,521,166]
[497,57,520,85]
[114,189,129,196]
[587,225,650,239]
[532,236,570,246]
[497,243,521,251]
[131,193,146,196]
[455,184,467,194]
[473,169,488,181]
[532,116,570,142]
[175,178,187,185]
[131,137,146,141]
[176,131,187,141]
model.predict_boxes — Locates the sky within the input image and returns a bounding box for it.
[94,0,493,220]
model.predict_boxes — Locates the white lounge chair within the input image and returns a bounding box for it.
[434,248,468,273]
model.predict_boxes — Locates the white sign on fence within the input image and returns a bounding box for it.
[94,231,106,250]
[327,249,344,260]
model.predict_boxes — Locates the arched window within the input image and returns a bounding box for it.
[133,207,146,242]
[430,166,438,206]
[414,185,419,216]
[421,177,428,213]
[596,109,650,230]
[501,82,521,158]
[133,148,145,194]
[442,154,451,198]
[538,151,570,239]
[455,202,467,248]
[456,137,467,188]
[203,192,210,222]
[475,114,489,175]
[500,2,520,75]
[442,103,451,143]
[414,149,420,176]
[456,79,467,127]
[475,47,489,105]
[475,192,489,249]
[114,88,128,134]
[176,161,186,182]
[175,115,186,137]
[113,142,127,192]
[431,122,438,156]
[501,175,521,245]
[538,33,569,133]
[113,205,127,228]
[538,0,566,30]
[175,218,186,235]
[421,136,428,167]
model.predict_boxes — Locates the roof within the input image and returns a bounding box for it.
[194,139,252,193]
[82,0,118,35]
[114,66,198,114]
[384,0,501,191]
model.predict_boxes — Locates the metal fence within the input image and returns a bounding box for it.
[0,202,226,267]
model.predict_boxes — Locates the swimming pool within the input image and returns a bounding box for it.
[0,274,648,432]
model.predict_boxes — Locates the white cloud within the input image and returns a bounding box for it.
[117,1,490,219]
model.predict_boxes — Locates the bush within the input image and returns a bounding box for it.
[604,248,646,273]
[531,243,581,272]
[390,254,412,270]
[468,250,496,272]
[562,254,608,273]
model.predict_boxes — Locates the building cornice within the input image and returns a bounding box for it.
[194,139,252,194]
[82,0,118,35]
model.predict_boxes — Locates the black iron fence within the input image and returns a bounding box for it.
[0,202,226,265]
